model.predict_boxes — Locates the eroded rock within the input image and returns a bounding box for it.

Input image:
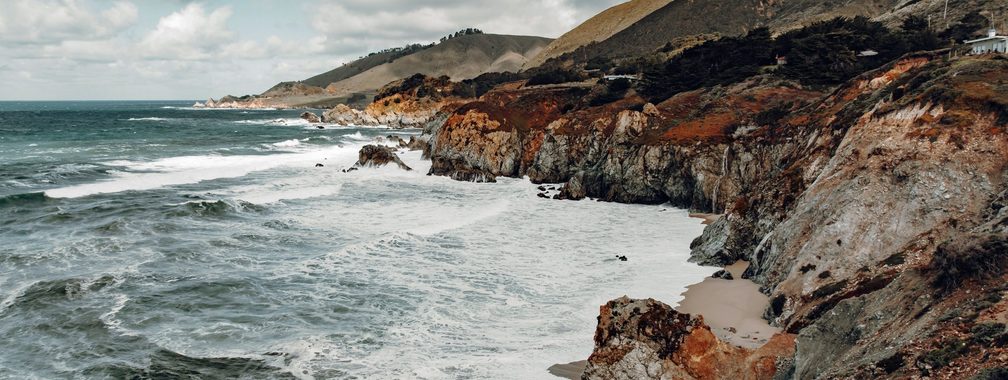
[300,111,321,123]
[353,145,412,171]
[583,297,796,380]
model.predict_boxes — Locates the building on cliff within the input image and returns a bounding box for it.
[966,28,1008,54]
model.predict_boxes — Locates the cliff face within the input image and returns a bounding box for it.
[423,54,1008,378]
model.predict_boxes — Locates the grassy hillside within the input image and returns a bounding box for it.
[522,0,672,69]
[302,44,430,89]
[323,33,552,98]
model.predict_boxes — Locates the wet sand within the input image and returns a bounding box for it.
[689,213,722,225]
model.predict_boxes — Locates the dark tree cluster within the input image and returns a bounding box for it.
[640,15,963,103]
[641,27,775,102]
[440,28,484,43]
[524,68,583,86]
[458,72,524,98]
[588,78,634,107]
[360,43,433,61]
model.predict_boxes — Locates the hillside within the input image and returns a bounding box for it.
[322,33,551,98]
[537,0,896,67]
[530,0,1007,69]
[521,0,672,69]
[302,44,430,89]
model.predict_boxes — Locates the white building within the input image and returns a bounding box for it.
[965,28,1008,54]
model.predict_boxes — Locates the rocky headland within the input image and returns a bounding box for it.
[227,1,1008,377]
[321,74,473,129]
[325,51,1008,378]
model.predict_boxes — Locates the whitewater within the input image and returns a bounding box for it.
[0,101,711,379]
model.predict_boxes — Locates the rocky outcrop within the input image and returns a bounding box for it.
[299,112,321,123]
[197,95,280,109]
[353,145,412,171]
[583,297,796,380]
[322,74,471,128]
[423,54,1008,378]
[386,135,428,151]
[427,77,819,209]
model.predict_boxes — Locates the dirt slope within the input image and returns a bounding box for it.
[522,0,673,69]
[323,34,551,98]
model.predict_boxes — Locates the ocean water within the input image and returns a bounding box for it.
[0,101,712,379]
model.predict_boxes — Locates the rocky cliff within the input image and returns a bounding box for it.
[422,54,1008,378]
[322,74,472,129]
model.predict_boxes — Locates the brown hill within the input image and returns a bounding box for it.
[323,34,552,98]
[521,0,673,69]
[301,44,431,89]
[532,0,1008,68]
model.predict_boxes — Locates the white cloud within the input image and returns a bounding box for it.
[0,0,138,44]
[0,0,623,99]
[140,3,235,60]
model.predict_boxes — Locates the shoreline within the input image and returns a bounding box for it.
[549,213,777,378]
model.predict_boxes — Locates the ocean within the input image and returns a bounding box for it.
[0,101,711,379]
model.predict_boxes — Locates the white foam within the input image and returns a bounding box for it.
[271,139,301,148]
[45,144,362,198]
[98,294,131,335]
[126,117,169,121]
[234,118,310,127]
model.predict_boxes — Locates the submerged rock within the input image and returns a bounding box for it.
[353,145,412,171]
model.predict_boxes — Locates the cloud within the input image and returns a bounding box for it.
[0,0,623,100]
[308,0,620,57]
[0,0,138,44]
[140,3,235,60]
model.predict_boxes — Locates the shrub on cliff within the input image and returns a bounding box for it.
[930,233,1008,291]
[942,11,990,43]
[641,16,944,103]
[972,367,1008,380]
[588,78,633,106]
[641,27,774,102]
[774,16,940,86]
[459,72,523,98]
[525,68,582,86]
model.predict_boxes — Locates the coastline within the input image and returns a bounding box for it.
[549,213,777,378]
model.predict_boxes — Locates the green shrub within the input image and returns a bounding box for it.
[931,233,1008,291]
[916,339,968,373]
[971,322,1006,344]
[971,367,1008,380]
[525,69,582,86]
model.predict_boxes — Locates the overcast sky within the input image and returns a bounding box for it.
[0,0,621,100]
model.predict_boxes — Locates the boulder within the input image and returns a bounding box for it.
[300,111,321,123]
[583,297,795,380]
[712,269,734,280]
[353,145,412,171]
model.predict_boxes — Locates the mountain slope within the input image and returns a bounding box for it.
[301,44,430,89]
[540,0,898,66]
[323,34,551,98]
[522,0,673,69]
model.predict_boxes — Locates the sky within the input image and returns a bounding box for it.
[0,0,622,100]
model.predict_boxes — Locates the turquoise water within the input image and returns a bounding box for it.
[0,101,709,379]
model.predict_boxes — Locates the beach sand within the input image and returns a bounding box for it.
[548,361,587,379]
[548,216,775,378]
[688,213,722,225]
[675,260,780,348]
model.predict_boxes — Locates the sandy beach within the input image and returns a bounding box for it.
[548,214,779,378]
[688,212,722,225]
[675,260,781,348]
